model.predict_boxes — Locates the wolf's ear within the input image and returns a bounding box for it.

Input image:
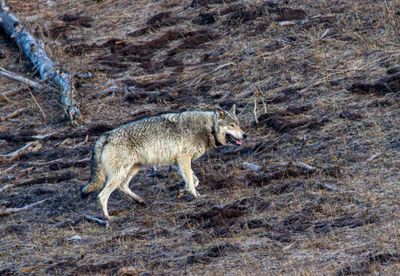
[229,104,236,115]
[215,106,226,119]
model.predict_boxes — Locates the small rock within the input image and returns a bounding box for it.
[66,235,82,242]
[316,182,337,191]
[75,72,94,79]
[243,162,262,172]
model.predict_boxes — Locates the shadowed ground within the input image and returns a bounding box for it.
[1,0,400,274]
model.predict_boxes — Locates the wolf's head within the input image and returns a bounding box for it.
[214,105,247,146]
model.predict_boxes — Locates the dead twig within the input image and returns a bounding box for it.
[367,153,383,162]
[85,215,108,227]
[0,198,48,216]
[1,171,74,192]
[23,157,90,170]
[1,163,18,175]
[278,14,336,27]
[0,107,26,122]
[16,171,75,188]
[276,161,317,173]
[0,131,57,143]
[213,62,236,72]
[0,67,41,89]
[28,89,46,120]
[0,86,27,102]
[0,141,42,163]
[253,87,262,125]
[0,183,15,193]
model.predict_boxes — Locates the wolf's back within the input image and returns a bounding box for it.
[80,134,108,198]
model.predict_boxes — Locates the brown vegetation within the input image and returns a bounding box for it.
[1,0,400,275]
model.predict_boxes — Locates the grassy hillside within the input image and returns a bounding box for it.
[1,0,400,274]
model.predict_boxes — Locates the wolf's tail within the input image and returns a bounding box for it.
[80,135,108,198]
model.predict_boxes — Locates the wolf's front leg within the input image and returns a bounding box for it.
[177,155,200,198]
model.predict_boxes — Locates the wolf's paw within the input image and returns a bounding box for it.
[177,189,201,201]
[105,215,117,221]
[194,190,201,198]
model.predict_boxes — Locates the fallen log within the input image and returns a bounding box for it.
[0,1,80,123]
[0,198,48,216]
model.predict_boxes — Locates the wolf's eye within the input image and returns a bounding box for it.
[229,123,236,127]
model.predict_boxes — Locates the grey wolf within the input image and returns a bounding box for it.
[80,106,247,220]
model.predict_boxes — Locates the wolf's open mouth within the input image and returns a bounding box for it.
[226,134,242,146]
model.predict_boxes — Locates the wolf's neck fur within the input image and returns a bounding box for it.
[161,111,219,148]
[211,111,223,147]
[160,111,214,126]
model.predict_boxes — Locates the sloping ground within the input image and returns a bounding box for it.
[1,0,400,274]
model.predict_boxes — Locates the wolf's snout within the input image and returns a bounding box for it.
[243,133,248,139]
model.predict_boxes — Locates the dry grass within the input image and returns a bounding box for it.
[1,0,400,275]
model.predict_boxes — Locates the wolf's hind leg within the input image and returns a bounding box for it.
[119,165,145,204]
[177,155,200,198]
[192,170,199,188]
[98,173,126,220]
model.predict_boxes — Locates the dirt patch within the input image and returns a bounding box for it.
[246,163,316,186]
[275,8,307,21]
[128,12,182,37]
[312,213,379,234]
[123,78,177,91]
[259,113,330,133]
[191,0,238,7]
[348,72,400,95]
[201,171,243,190]
[186,204,245,228]
[47,13,93,38]
[223,3,269,26]
[335,253,400,276]
[99,29,218,72]
[187,242,240,265]
[192,13,216,25]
